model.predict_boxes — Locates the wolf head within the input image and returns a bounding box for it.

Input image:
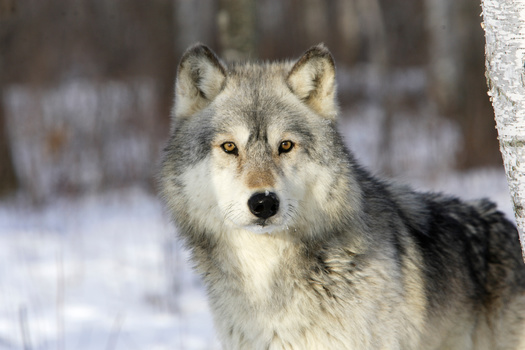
[161,44,362,239]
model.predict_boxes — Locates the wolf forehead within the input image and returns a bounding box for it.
[192,63,318,128]
[176,77,319,145]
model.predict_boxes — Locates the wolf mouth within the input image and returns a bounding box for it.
[255,219,270,227]
[244,219,281,234]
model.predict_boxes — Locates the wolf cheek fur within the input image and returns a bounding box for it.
[159,44,525,349]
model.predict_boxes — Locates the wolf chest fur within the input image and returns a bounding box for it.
[159,44,525,349]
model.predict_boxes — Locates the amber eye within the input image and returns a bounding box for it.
[221,142,238,155]
[279,140,294,154]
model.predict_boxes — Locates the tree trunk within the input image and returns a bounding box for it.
[217,0,257,61]
[0,91,18,197]
[0,1,18,196]
[481,0,525,260]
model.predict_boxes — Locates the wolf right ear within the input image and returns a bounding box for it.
[173,44,227,118]
[287,44,338,120]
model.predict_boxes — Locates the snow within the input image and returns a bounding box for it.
[0,187,219,350]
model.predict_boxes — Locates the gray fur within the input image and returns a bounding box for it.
[159,44,525,349]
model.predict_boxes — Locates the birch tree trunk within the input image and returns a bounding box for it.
[482,0,525,260]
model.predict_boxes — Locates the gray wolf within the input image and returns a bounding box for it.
[159,43,525,349]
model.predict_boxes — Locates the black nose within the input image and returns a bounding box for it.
[247,192,279,219]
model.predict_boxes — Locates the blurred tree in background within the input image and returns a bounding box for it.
[0,0,17,196]
[0,0,499,201]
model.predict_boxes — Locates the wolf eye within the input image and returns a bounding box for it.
[279,140,294,154]
[221,142,238,155]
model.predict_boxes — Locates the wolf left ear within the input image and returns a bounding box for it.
[174,44,227,118]
[287,44,338,120]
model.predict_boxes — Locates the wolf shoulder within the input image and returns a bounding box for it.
[383,181,525,296]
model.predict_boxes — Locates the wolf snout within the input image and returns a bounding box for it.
[248,192,279,219]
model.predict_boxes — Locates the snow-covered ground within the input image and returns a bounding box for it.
[0,187,219,350]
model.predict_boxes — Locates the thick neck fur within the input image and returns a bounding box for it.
[185,203,367,308]
[209,229,296,304]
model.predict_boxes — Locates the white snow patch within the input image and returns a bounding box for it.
[0,187,219,350]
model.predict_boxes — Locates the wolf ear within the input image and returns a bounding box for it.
[287,44,338,119]
[174,44,226,118]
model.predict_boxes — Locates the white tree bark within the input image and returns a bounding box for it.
[482,0,525,260]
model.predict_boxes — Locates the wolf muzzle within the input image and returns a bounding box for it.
[248,192,279,219]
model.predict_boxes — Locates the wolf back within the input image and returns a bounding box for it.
[159,44,525,349]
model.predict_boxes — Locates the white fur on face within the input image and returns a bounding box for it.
[179,159,225,233]
[210,157,299,234]
[218,178,302,235]
[207,126,305,234]
[178,122,340,237]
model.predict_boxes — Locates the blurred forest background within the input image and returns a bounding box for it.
[0,0,499,202]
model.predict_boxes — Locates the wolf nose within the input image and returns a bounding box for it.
[248,192,279,219]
